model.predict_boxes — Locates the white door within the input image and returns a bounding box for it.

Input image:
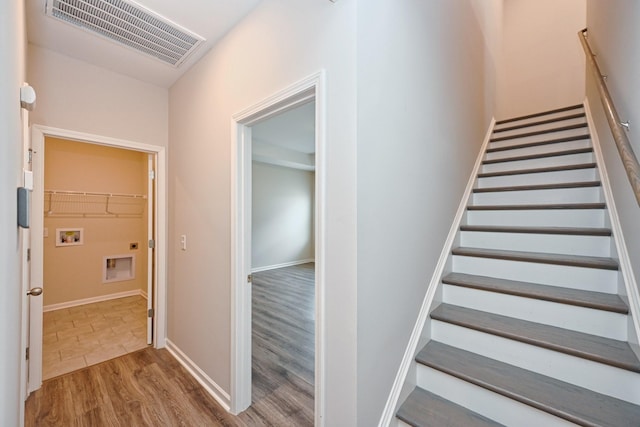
[147,155,155,344]
[28,131,44,394]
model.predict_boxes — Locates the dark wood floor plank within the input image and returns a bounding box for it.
[483,147,593,165]
[442,273,627,314]
[490,123,588,142]
[477,162,596,178]
[452,247,619,270]
[417,341,640,427]
[495,104,584,125]
[473,180,601,193]
[431,304,640,372]
[493,113,585,133]
[397,387,505,427]
[459,225,611,236]
[467,202,606,211]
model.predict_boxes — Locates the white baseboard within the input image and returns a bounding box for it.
[165,339,231,411]
[251,258,314,273]
[43,289,147,312]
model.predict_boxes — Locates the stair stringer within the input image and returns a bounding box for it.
[377,118,496,427]
[584,98,640,355]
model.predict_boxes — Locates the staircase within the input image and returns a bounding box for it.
[394,104,640,426]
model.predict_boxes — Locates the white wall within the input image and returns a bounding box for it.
[0,0,26,425]
[168,0,357,423]
[252,162,314,270]
[498,0,586,118]
[27,45,169,148]
[585,1,640,299]
[356,1,492,425]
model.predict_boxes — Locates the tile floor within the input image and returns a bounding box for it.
[42,295,149,380]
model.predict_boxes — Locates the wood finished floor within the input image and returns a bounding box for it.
[26,263,315,426]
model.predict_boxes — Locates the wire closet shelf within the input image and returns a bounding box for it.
[44,190,147,218]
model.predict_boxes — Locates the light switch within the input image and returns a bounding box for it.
[180,234,187,251]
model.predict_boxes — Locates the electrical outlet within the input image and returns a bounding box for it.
[130,242,139,250]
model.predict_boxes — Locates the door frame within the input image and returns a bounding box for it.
[27,125,168,393]
[230,70,326,425]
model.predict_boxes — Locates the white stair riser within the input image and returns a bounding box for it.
[477,168,597,188]
[485,139,591,161]
[430,323,640,405]
[489,128,590,148]
[452,255,618,293]
[472,187,601,205]
[492,117,587,139]
[466,209,605,228]
[482,152,594,173]
[460,231,611,257]
[442,285,627,340]
[416,364,575,427]
[494,110,585,130]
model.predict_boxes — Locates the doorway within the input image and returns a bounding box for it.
[27,125,167,394]
[231,72,326,424]
[40,137,152,380]
[250,101,316,423]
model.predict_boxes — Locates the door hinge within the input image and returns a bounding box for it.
[148,239,155,249]
[149,170,155,180]
[27,248,31,262]
[26,347,29,361]
[148,308,154,318]
[28,149,33,165]
[247,274,252,283]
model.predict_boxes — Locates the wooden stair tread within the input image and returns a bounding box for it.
[490,123,588,143]
[442,273,627,314]
[473,181,600,193]
[478,163,596,178]
[430,304,640,372]
[483,147,592,165]
[487,134,590,153]
[496,104,584,125]
[416,341,640,426]
[467,202,606,211]
[452,247,618,270]
[459,224,611,236]
[397,387,505,427]
[493,113,586,133]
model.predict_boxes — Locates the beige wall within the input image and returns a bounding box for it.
[498,0,586,118]
[43,138,148,306]
[169,0,357,422]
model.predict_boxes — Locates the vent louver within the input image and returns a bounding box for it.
[45,0,205,67]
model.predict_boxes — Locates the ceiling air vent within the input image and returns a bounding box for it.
[45,0,205,67]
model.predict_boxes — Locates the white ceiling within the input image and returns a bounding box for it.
[252,101,316,170]
[252,102,316,155]
[26,0,263,88]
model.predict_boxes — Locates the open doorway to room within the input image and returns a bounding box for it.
[248,101,316,424]
[28,125,166,392]
[231,72,325,424]
[39,137,154,380]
